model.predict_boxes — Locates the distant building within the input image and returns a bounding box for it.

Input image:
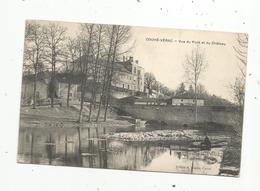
[167,94,204,106]
[21,56,145,105]
[70,55,145,99]
[119,95,204,107]
[112,56,145,93]
[71,55,145,94]
[119,96,168,106]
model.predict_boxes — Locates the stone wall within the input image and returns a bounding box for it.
[111,89,134,99]
[21,80,48,105]
[118,104,240,127]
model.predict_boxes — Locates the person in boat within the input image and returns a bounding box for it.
[201,134,211,150]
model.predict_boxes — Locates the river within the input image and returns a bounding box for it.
[17,122,240,176]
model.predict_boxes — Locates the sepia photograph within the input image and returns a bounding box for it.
[17,19,248,177]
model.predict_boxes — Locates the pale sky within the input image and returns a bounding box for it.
[29,20,246,101]
[130,26,244,101]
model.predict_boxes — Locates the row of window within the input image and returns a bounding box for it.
[121,84,140,90]
[119,75,143,86]
[176,99,202,102]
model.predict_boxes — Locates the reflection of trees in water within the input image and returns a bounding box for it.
[45,133,55,165]
[76,126,82,166]
[19,127,168,170]
[17,130,36,162]
[141,144,168,167]
[141,144,168,169]
[18,128,83,166]
[176,151,181,159]
[79,139,108,168]
[18,124,240,177]
[19,127,169,170]
[64,135,68,162]
[30,132,34,164]
[142,144,151,166]
[133,145,138,169]
[104,142,168,170]
[76,126,109,169]
[101,140,108,168]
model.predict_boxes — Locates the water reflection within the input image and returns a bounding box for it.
[141,148,223,175]
[18,125,227,175]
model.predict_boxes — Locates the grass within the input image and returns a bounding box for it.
[20,105,133,129]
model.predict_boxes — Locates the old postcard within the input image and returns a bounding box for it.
[17,20,248,177]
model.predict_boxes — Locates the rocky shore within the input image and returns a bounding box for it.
[103,129,231,143]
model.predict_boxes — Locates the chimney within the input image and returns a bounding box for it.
[129,56,133,62]
[135,60,139,64]
[123,56,125,62]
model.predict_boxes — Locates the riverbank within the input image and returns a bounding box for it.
[18,105,241,177]
[118,104,240,127]
[20,105,133,129]
[104,129,231,142]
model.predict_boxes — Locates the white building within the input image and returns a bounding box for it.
[112,56,145,93]
[168,95,205,106]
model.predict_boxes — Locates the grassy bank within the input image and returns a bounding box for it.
[20,105,133,129]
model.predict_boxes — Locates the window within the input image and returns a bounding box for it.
[134,67,136,74]
[123,84,124,88]
[128,85,130,89]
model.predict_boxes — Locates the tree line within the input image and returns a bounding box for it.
[23,21,132,123]
[144,72,174,97]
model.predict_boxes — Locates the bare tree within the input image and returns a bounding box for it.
[144,72,156,96]
[183,46,208,122]
[196,83,207,97]
[103,25,132,121]
[231,33,248,111]
[77,24,95,123]
[231,76,245,110]
[175,82,186,96]
[24,22,45,108]
[95,25,132,122]
[88,24,104,121]
[103,25,119,121]
[233,34,248,78]
[95,25,115,122]
[65,37,80,107]
[43,23,67,107]
[159,85,172,97]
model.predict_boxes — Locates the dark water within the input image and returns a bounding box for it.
[17,123,238,176]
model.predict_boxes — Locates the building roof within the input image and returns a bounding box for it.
[120,96,168,102]
[135,97,168,102]
[171,92,204,100]
[114,61,132,74]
